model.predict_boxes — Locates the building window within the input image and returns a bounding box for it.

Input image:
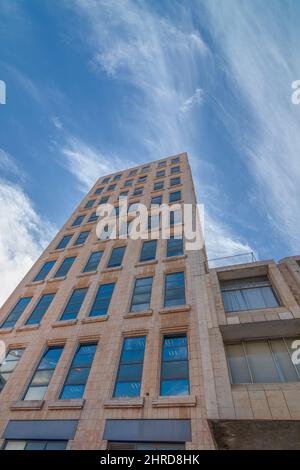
[94,187,104,194]
[171,166,180,174]
[160,335,189,396]
[54,256,76,278]
[171,157,180,164]
[72,215,85,226]
[99,195,109,204]
[107,184,116,192]
[151,195,162,205]
[26,293,55,325]
[55,234,72,250]
[153,181,164,191]
[156,170,165,178]
[141,166,150,173]
[114,174,121,181]
[130,277,153,312]
[138,176,147,183]
[119,190,129,197]
[169,191,181,203]
[73,231,90,246]
[89,283,115,317]
[4,440,67,450]
[169,209,182,226]
[83,251,103,273]
[226,337,300,384]
[220,276,280,312]
[84,199,95,209]
[140,240,157,262]
[157,161,166,168]
[102,177,110,184]
[113,336,146,398]
[107,246,126,268]
[0,297,32,329]
[129,169,137,176]
[133,187,143,196]
[108,442,185,450]
[167,236,184,257]
[124,179,133,187]
[87,212,98,223]
[148,213,160,232]
[164,272,186,306]
[60,288,88,321]
[0,349,24,392]
[170,177,181,186]
[23,346,64,400]
[60,343,97,400]
[33,260,56,282]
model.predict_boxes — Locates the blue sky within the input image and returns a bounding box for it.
[0,0,300,304]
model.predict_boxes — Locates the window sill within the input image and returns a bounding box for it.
[101,266,123,273]
[152,396,197,408]
[135,260,158,267]
[77,270,98,278]
[159,305,191,315]
[47,276,66,283]
[0,327,13,334]
[52,319,78,328]
[10,400,44,411]
[26,279,45,287]
[49,248,66,254]
[124,310,153,319]
[48,399,85,410]
[225,306,286,317]
[103,397,144,409]
[162,255,187,263]
[16,324,40,332]
[81,314,109,324]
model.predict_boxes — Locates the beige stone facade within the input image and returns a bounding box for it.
[0,152,299,450]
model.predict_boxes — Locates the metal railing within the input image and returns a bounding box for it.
[207,251,257,268]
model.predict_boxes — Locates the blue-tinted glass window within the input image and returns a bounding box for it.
[157,161,166,168]
[102,177,110,184]
[124,179,133,187]
[107,246,126,267]
[140,240,157,262]
[33,260,56,282]
[99,196,109,204]
[0,348,24,392]
[84,199,95,209]
[138,176,147,183]
[133,187,143,196]
[26,293,55,325]
[83,251,103,273]
[167,237,184,257]
[169,209,182,226]
[153,181,164,191]
[171,157,180,164]
[107,184,116,191]
[119,191,129,197]
[55,235,72,250]
[169,191,181,203]
[72,215,84,226]
[73,231,90,246]
[164,272,186,307]
[160,335,189,396]
[23,346,64,400]
[114,174,121,181]
[60,343,97,400]
[151,195,162,205]
[60,288,88,321]
[1,297,32,329]
[54,256,76,278]
[129,169,137,176]
[88,212,98,223]
[156,170,165,178]
[141,166,150,173]
[130,277,153,312]
[89,283,115,317]
[171,166,180,174]
[170,177,181,186]
[94,187,103,195]
[113,337,146,398]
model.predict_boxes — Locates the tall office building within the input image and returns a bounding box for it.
[0,152,300,450]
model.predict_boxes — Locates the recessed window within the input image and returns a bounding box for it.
[114,174,121,181]
[94,187,104,195]
[169,209,182,226]
[133,187,143,196]
[55,235,72,250]
[107,246,126,268]
[102,177,110,184]
[129,169,138,176]
[157,161,166,168]
[151,195,162,205]
[26,293,56,325]
[138,176,147,183]
[170,177,181,187]
[156,170,165,178]
[33,260,56,282]
[220,276,280,312]
[160,335,189,396]
[4,440,67,450]
[107,184,116,192]
[130,277,153,312]
[54,256,76,278]
[0,297,32,329]
[88,212,98,223]
[72,215,85,227]
[141,166,150,173]
[60,288,88,321]
[89,283,115,317]
[226,337,300,384]
[171,166,180,174]
[23,346,64,400]
[124,179,133,187]
[119,190,129,197]
[167,236,184,257]
[73,231,90,246]
[0,349,24,392]
[84,199,96,209]
[169,191,181,203]
[83,251,103,273]
[60,343,97,400]
[153,181,164,191]
[113,336,146,398]
[171,157,180,164]
[99,196,109,204]
[164,272,186,307]
[140,240,157,262]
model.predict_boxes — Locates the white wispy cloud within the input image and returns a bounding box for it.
[0,151,56,306]
[180,88,204,113]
